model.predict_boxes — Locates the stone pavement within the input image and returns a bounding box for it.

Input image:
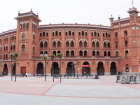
[0,76,140,105]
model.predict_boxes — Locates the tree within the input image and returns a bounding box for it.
[13,52,19,82]
[57,53,63,83]
[9,53,15,81]
[43,56,47,81]
[50,54,55,82]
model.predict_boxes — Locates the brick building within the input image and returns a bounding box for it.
[0,7,140,76]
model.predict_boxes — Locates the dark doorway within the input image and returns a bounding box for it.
[51,62,59,76]
[82,62,90,76]
[66,62,75,76]
[110,62,117,75]
[97,62,104,75]
[3,64,8,75]
[36,62,44,75]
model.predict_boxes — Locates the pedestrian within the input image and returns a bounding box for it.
[33,72,35,77]
[26,72,28,77]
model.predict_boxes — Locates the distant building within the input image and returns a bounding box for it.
[0,7,139,76]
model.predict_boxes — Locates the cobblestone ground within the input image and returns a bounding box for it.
[0,76,140,105]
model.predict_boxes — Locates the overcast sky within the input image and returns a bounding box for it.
[0,0,139,33]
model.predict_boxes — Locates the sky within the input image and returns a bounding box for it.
[0,0,139,33]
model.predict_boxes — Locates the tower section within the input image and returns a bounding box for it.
[15,10,41,59]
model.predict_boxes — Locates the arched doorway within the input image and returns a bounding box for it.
[97,62,104,75]
[66,62,75,76]
[51,62,59,76]
[36,62,44,75]
[110,62,117,75]
[12,63,16,75]
[82,62,90,75]
[3,64,8,75]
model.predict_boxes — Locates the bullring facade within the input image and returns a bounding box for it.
[0,7,140,76]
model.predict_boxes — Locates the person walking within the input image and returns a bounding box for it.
[26,72,28,78]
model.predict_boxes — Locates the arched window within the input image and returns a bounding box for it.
[11,45,12,50]
[116,51,119,57]
[33,47,35,54]
[23,23,25,28]
[26,23,29,28]
[6,46,8,51]
[40,42,43,48]
[103,33,105,37]
[92,51,95,56]
[125,50,128,57]
[71,41,74,47]
[45,51,48,56]
[13,44,15,50]
[104,42,106,47]
[33,35,35,42]
[108,42,110,48]
[104,51,107,56]
[84,51,87,56]
[79,41,82,47]
[71,51,74,56]
[4,46,5,51]
[40,51,43,57]
[43,32,45,36]
[124,30,127,35]
[79,51,83,56]
[115,32,118,37]
[108,51,110,56]
[6,54,8,59]
[4,54,5,59]
[69,31,71,35]
[66,51,69,56]
[57,41,61,47]
[96,41,99,47]
[94,32,96,36]
[44,41,48,47]
[57,51,61,54]
[125,40,128,46]
[22,44,25,52]
[106,33,107,37]
[66,41,69,47]
[22,33,25,40]
[116,41,118,48]
[84,41,87,47]
[97,51,100,56]
[53,51,56,56]
[92,41,95,47]
[53,41,56,47]
[55,31,58,36]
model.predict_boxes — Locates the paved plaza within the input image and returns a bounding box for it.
[0,76,140,105]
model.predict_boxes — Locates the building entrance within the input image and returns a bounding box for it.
[21,67,26,76]
[3,64,8,75]
[110,62,117,75]
[51,62,59,76]
[37,62,44,75]
[66,62,75,76]
[82,62,90,75]
[97,62,104,75]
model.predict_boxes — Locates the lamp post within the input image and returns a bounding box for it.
[76,61,78,79]
[1,61,4,76]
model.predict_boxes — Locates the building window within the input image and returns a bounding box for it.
[79,41,82,47]
[92,51,95,56]
[26,23,29,28]
[55,31,58,36]
[106,33,107,37]
[71,51,74,56]
[97,51,100,56]
[45,51,48,56]
[33,35,35,42]
[116,51,119,57]
[115,32,118,37]
[125,50,128,57]
[98,33,99,36]
[65,32,67,35]
[46,32,48,36]
[125,40,128,46]
[66,41,69,47]
[57,41,61,47]
[45,41,48,47]
[85,32,87,36]
[22,44,25,52]
[59,32,61,36]
[23,23,25,28]
[33,47,35,54]
[79,32,81,36]
[43,32,45,36]
[22,33,25,40]
[108,42,110,48]
[53,41,56,47]
[79,51,83,56]
[84,41,87,47]
[82,31,84,36]
[104,42,106,47]
[84,51,87,56]
[40,51,43,57]
[124,30,127,35]
[66,51,69,56]
[96,42,99,47]
[108,51,110,56]
[72,32,74,35]
[94,32,96,36]
[104,51,107,56]
[69,31,71,35]
[91,32,93,36]
[71,41,74,47]
[116,42,118,48]
[40,42,43,47]
[92,41,95,47]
